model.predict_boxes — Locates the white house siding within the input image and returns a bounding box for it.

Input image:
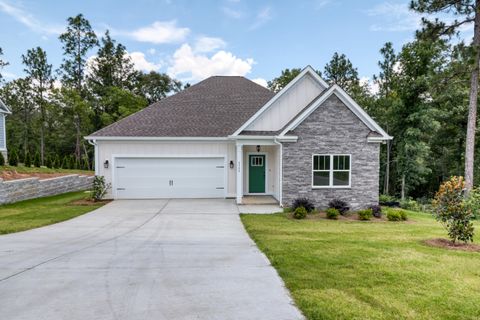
[242,145,279,200]
[0,114,5,150]
[245,74,324,131]
[96,140,237,199]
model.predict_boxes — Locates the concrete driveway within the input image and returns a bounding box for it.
[0,199,303,320]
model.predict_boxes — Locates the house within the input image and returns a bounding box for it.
[0,98,11,161]
[85,66,392,209]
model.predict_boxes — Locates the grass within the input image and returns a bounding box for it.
[1,164,93,175]
[0,191,105,235]
[241,210,480,320]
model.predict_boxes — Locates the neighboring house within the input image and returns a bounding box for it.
[0,98,11,161]
[85,66,392,209]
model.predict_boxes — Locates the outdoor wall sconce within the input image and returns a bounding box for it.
[229,160,234,169]
[256,145,261,152]
[104,160,109,169]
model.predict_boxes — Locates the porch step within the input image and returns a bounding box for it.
[242,195,278,205]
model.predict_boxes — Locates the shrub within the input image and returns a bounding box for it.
[292,197,315,213]
[400,198,420,212]
[293,206,307,219]
[358,209,373,221]
[379,194,395,203]
[432,176,474,243]
[8,150,18,166]
[33,152,41,167]
[369,205,382,218]
[24,152,32,167]
[0,152,4,166]
[386,208,408,221]
[325,208,339,219]
[91,176,111,201]
[283,207,293,213]
[328,199,350,215]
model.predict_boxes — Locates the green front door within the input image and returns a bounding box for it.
[249,154,265,193]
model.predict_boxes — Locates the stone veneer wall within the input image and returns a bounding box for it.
[0,174,94,205]
[282,95,380,210]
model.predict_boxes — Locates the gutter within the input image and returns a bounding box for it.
[87,139,99,175]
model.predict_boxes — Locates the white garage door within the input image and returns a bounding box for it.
[114,157,225,199]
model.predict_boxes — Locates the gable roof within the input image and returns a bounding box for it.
[0,98,11,114]
[279,84,392,140]
[87,76,274,138]
[231,65,327,136]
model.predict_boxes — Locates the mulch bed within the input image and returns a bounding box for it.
[423,238,480,252]
[290,212,388,222]
[70,199,112,206]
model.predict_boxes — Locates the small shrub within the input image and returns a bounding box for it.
[328,199,350,215]
[91,176,111,201]
[433,176,474,243]
[465,188,480,219]
[400,210,408,221]
[0,152,4,166]
[387,209,404,221]
[400,198,420,212]
[379,194,395,203]
[292,197,315,213]
[8,150,18,166]
[358,209,373,221]
[24,152,32,167]
[325,208,339,220]
[293,206,307,219]
[369,205,382,218]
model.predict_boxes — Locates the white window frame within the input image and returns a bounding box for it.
[312,154,351,188]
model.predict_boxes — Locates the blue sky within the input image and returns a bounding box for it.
[0,0,449,87]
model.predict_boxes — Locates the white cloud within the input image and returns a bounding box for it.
[2,71,18,80]
[222,7,244,19]
[250,6,273,30]
[168,43,254,82]
[252,78,268,88]
[127,20,190,44]
[147,48,156,55]
[360,76,379,95]
[194,36,227,53]
[86,51,161,74]
[367,2,420,32]
[0,0,63,35]
[129,52,161,72]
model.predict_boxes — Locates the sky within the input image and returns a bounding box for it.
[0,0,467,88]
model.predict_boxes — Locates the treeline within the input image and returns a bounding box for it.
[0,14,183,170]
[268,1,480,201]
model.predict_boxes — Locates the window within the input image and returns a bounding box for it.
[312,154,350,187]
[251,156,264,167]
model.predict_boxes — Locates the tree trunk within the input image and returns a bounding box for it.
[74,115,81,161]
[465,1,480,193]
[401,174,406,201]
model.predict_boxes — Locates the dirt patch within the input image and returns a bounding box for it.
[70,199,111,206]
[423,238,480,252]
[0,170,92,181]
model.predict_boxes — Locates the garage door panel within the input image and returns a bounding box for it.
[114,157,225,199]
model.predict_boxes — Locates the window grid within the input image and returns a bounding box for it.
[312,154,351,188]
[251,156,264,167]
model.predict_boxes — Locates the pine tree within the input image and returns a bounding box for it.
[24,152,32,167]
[33,152,41,167]
[61,155,69,169]
[8,150,18,166]
[54,154,61,168]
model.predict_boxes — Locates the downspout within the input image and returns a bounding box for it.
[87,139,99,176]
[274,137,283,207]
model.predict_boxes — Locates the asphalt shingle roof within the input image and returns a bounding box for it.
[89,76,275,137]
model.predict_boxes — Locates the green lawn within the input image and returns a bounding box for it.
[241,211,480,320]
[0,191,105,235]
[1,165,93,175]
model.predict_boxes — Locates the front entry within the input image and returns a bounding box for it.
[248,154,266,193]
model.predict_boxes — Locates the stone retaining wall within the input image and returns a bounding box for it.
[0,174,94,205]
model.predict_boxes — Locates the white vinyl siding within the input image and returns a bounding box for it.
[312,154,351,188]
[245,74,324,131]
[0,114,5,150]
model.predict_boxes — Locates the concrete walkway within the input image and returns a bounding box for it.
[0,199,303,320]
